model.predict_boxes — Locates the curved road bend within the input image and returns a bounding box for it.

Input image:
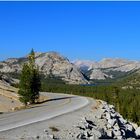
[0,92,89,132]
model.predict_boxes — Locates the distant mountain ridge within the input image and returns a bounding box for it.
[1,52,140,85]
[74,58,140,81]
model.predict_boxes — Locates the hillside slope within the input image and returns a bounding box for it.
[0,52,88,85]
[74,58,140,82]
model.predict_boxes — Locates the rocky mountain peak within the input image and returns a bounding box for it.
[0,52,88,85]
[74,58,140,80]
[99,58,131,68]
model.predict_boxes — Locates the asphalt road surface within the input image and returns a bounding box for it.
[0,92,89,132]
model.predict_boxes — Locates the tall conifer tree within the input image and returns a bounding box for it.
[18,49,41,105]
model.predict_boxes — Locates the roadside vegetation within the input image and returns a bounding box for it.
[18,49,41,105]
[41,79,140,125]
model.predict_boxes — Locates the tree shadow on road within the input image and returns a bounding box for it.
[30,96,75,109]
[38,96,74,104]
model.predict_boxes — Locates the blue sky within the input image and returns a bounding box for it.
[0,1,140,61]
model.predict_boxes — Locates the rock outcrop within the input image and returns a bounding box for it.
[0,74,18,86]
[89,69,112,80]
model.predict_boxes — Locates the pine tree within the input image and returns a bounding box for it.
[18,49,41,105]
[18,64,32,105]
[29,48,35,69]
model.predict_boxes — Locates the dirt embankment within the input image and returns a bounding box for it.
[0,81,48,113]
[0,81,22,112]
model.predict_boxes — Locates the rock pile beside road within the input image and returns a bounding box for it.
[38,100,140,140]
[74,101,140,139]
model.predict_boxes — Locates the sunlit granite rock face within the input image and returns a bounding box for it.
[0,52,88,85]
[74,58,140,80]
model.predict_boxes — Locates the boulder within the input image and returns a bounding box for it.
[113,129,121,137]
[117,113,123,118]
[109,105,115,109]
[104,105,110,111]
[110,109,116,114]
[110,112,117,118]
[106,123,112,129]
[135,127,140,137]
[119,117,127,124]
[119,118,127,124]
[131,122,138,130]
[126,124,134,132]
[106,130,113,138]
[108,119,116,127]
[121,129,126,137]
[102,104,109,110]
[105,112,111,120]
[116,135,123,139]
[113,123,120,131]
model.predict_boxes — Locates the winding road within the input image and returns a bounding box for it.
[0,92,89,132]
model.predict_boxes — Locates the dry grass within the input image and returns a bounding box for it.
[37,95,49,103]
[91,100,102,111]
